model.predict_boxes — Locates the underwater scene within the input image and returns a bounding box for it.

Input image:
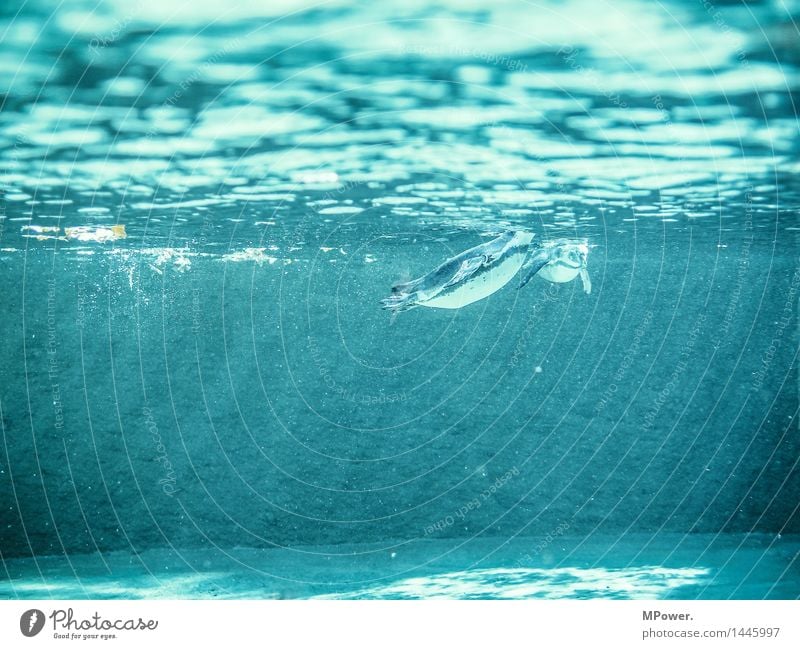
[0,0,798,599]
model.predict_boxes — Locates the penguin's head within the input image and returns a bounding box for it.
[559,241,589,269]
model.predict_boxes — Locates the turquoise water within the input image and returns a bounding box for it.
[1,0,798,599]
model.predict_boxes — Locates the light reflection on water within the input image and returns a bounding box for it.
[1,0,797,255]
[313,566,711,599]
[1,566,710,599]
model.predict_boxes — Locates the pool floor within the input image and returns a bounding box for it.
[2,533,797,599]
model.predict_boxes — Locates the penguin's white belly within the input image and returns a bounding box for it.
[538,262,580,284]
[422,251,526,309]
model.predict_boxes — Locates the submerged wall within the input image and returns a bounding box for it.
[1,230,797,558]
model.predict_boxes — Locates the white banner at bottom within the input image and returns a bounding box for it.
[0,600,797,648]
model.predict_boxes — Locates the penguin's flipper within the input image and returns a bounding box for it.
[580,266,592,294]
[518,254,550,289]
